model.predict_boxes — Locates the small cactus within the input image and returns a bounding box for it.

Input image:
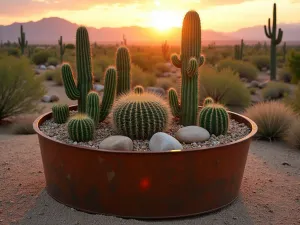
[168,88,180,117]
[112,92,171,140]
[198,103,229,136]
[116,46,131,96]
[52,104,69,124]
[58,36,65,64]
[133,85,144,94]
[67,114,95,142]
[86,91,100,124]
[203,97,214,106]
[18,25,28,55]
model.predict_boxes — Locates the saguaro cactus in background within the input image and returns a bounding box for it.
[234,39,244,60]
[282,42,287,62]
[162,40,170,62]
[122,34,127,46]
[18,25,28,55]
[169,10,205,126]
[116,46,131,96]
[58,36,65,64]
[264,3,283,80]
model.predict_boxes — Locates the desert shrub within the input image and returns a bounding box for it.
[249,87,257,95]
[245,101,295,140]
[218,59,258,81]
[285,118,300,150]
[204,51,222,66]
[284,84,300,114]
[0,57,46,121]
[47,57,59,66]
[65,43,75,49]
[278,67,292,83]
[131,64,156,87]
[44,70,54,81]
[251,55,270,70]
[199,65,251,107]
[262,81,291,101]
[11,118,36,135]
[52,69,63,86]
[8,48,21,57]
[288,50,300,83]
[32,50,51,65]
[156,77,176,90]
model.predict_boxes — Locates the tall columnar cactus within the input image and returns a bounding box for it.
[18,25,28,55]
[282,42,287,62]
[67,114,95,142]
[52,104,70,124]
[198,103,229,136]
[86,67,117,123]
[134,85,144,94]
[264,3,283,80]
[116,46,131,96]
[234,39,244,60]
[203,97,214,107]
[58,36,65,64]
[162,40,170,62]
[112,92,171,140]
[169,10,205,126]
[61,27,93,113]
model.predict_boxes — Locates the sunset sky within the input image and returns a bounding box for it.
[0,0,300,32]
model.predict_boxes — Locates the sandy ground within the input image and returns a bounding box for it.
[0,135,299,225]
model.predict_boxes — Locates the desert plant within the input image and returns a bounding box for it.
[112,92,171,140]
[161,40,170,62]
[251,55,270,71]
[156,77,175,90]
[67,114,95,142]
[8,48,21,57]
[58,36,65,64]
[86,68,117,124]
[278,67,292,83]
[264,3,283,80]
[11,121,35,135]
[133,85,144,94]
[198,103,229,136]
[285,118,300,150]
[18,25,28,55]
[234,39,244,60]
[287,50,300,83]
[0,57,46,121]
[203,97,214,106]
[47,57,59,66]
[52,104,69,124]
[168,88,180,117]
[199,66,251,107]
[131,64,156,87]
[116,46,131,96]
[245,101,294,140]
[218,59,258,81]
[262,81,291,100]
[32,50,51,65]
[169,10,205,126]
[284,84,300,114]
[282,42,287,62]
[65,43,75,49]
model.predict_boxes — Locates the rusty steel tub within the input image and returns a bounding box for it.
[33,105,257,219]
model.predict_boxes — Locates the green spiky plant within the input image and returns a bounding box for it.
[112,92,171,140]
[18,25,28,55]
[264,3,283,80]
[198,103,229,136]
[169,10,205,126]
[203,97,214,106]
[116,46,131,96]
[86,67,117,124]
[52,104,69,124]
[282,42,287,63]
[67,114,95,142]
[58,36,65,64]
[168,88,180,117]
[234,39,244,60]
[62,26,117,115]
[162,40,170,62]
[134,85,144,94]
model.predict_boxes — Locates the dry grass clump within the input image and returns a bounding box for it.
[11,117,36,135]
[285,118,300,150]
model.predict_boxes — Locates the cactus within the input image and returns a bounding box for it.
[58,36,65,64]
[169,10,205,126]
[18,25,28,55]
[203,97,214,106]
[112,92,171,140]
[168,88,180,117]
[52,104,69,124]
[134,85,144,94]
[198,104,229,136]
[234,39,244,60]
[86,67,117,123]
[161,40,170,62]
[116,46,131,96]
[67,114,95,142]
[264,3,283,80]
[122,34,127,46]
[282,42,287,63]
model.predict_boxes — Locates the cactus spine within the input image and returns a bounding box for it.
[198,104,229,136]
[58,36,65,64]
[162,40,170,62]
[67,114,95,142]
[134,85,144,94]
[169,11,205,126]
[203,97,214,106]
[264,3,283,80]
[168,88,180,117]
[112,92,171,140]
[116,47,131,96]
[234,39,244,60]
[52,104,69,124]
[18,25,28,55]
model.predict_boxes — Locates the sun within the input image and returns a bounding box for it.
[151,10,178,31]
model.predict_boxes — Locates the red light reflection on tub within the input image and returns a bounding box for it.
[140,177,150,190]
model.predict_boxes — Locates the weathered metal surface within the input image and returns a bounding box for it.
[33,106,257,219]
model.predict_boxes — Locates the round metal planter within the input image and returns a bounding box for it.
[33,106,257,219]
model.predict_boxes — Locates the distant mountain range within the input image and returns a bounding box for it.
[0,17,299,45]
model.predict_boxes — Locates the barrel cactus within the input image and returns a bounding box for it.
[198,104,229,136]
[67,114,95,142]
[169,10,205,126]
[133,85,144,94]
[116,46,131,96]
[112,92,171,140]
[52,104,69,124]
[203,97,214,107]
